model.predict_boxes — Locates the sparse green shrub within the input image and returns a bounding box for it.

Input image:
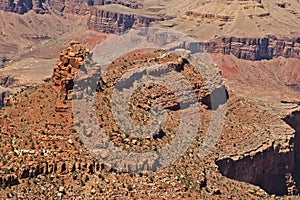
[127,184,133,191]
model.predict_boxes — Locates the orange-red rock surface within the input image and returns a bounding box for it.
[51,41,91,102]
[1,45,300,198]
[1,0,300,198]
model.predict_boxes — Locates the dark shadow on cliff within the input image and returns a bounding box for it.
[216,111,300,196]
[283,111,300,194]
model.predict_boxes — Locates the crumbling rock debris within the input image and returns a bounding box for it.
[285,173,299,195]
[51,41,92,103]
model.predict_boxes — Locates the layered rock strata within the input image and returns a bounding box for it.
[193,36,300,60]
[87,6,163,34]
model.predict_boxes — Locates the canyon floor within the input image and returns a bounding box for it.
[0,0,300,199]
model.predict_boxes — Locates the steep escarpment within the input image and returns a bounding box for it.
[216,144,296,195]
[189,36,300,60]
[147,31,299,60]
[216,100,300,196]
[87,6,163,34]
[283,111,300,190]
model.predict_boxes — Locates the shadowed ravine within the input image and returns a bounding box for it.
[216,111,300,196]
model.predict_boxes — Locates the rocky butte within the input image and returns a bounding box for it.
[0,0,300,198]
[0,37,300,198]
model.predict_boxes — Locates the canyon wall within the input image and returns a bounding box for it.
[216,145,296,195]
[0,0,46,14]
[283,111,300,192]
[192,36,300,60]
[87,7,162,34]
[0,1,299,59]
[0,0,161,34]
[0,0,140,14]
[216,111,300,196]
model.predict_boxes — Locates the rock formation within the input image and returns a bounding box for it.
[61,0,142,14]
[0,161,113,187]
[0,0,141,15]
[47,0,65,12]
[0,0,46,14]
[285,173,298,195]
[215,98,300,196]
[2,0,299,59]
[149,32,300,60]
[51,41,91,102]
[92,49,227,172]
[87,6,163,34]
[0,0,163,34]
[189,36,300,61]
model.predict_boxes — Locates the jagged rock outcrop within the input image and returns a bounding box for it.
[92,49,228,172]
[285,173,299,195]
[51,41,91,102]
[0,161,113,187]
[87,7,163,34]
